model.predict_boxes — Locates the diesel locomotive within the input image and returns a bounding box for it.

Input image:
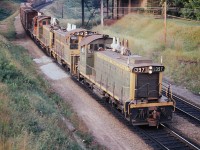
[20,2,175,126]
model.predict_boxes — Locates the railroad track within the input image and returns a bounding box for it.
[162,90,200,126]
[140,124,200,150]
[73,77,200,150]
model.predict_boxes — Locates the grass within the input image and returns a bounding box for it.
[93,14,200,94]
[0,35,82,149]
[0,1,104,149]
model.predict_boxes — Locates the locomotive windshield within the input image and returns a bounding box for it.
[70,36,78,49]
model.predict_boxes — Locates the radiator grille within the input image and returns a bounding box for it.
[135,73,159,99]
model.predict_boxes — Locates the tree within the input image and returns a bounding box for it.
[160,0,200,20]
[181,0,200,20]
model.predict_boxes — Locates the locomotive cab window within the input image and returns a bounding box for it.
[99,44,104,49]
[98,44,105,51]
[70,36,79,49]
[89,44,94,50]
[70,36,78,44]
[87,44,93,54]
[43,21,46,25]
[94,44,98,51]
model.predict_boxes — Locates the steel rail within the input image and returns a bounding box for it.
[175,107,200,123]
[161,124,200,150]
[162,89,200,124]
[139,123,200,150]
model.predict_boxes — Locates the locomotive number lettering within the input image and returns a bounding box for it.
[134,67,145,73]
[153,66,164,72]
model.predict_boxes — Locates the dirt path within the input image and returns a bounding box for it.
[14,15,152,150]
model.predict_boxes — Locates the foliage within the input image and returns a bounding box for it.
[0,8,12,21]
[180,0,200,20]
[161,0,200,20]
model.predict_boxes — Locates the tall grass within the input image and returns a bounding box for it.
[0,35,83,149]
[93,14,200,94]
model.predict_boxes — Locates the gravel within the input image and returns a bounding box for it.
[40,62,69,80]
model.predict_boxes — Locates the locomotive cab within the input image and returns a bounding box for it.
[32,15,51,39]
[65,29,96,75]
[78,34,113,76]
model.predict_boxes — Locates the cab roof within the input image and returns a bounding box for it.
[80,34,111,46]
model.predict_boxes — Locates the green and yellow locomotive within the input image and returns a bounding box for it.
[78,35,175,126]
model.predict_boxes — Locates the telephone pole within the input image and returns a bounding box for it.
[164,1,167,46]
[101,0,104,26]
[61,4,63,18]
[82,0,85,26]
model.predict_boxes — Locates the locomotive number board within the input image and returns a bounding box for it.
[133,66,165,73]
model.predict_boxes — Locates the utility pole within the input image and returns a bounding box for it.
[107,0,109,18]
[164,1,167,46]
[101,0,104,26]
[61,4,64,18]
[128,0,131,13]
[82,0,84,27]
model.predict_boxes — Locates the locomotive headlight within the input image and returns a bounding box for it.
[149,66,153,74]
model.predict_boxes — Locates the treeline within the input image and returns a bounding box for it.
[86,0,200,21]
[162,0,200,20]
